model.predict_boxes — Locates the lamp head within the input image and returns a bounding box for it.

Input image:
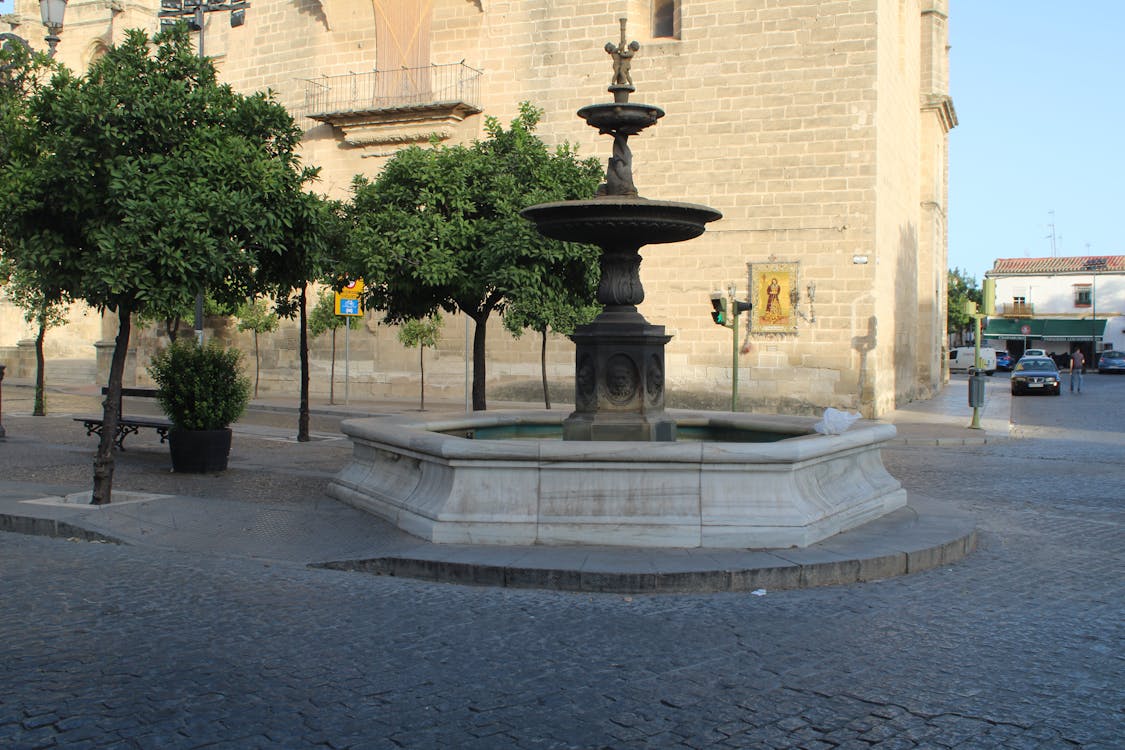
[40,0,68,31]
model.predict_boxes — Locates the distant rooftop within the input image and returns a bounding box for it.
[990,256,1125,274]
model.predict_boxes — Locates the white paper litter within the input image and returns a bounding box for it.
[813,407,861,435]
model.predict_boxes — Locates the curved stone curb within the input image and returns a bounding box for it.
[0,513,124,545]
[313,501,978,594]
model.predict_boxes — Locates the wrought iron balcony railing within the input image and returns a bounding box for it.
[998,302,1034,317]
[303,62,482,120]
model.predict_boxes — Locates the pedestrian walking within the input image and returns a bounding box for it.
[1070,349,1085,393]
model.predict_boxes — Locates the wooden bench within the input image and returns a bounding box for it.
[74,387,172,451]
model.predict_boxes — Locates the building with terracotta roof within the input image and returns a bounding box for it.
[984,256,1125,359]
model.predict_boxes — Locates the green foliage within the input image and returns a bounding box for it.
[948,268,982,335]
[0,27,310,500]
[348,102,602,408]
[147,340,251,431]
[259,194,346,321]
[235,297,280,335]
[0,255,69,331]
[308,288,362,337]
[397,313,443,350]
[350,102,601,323]
[0,25,309,322]
[503,286,599,340]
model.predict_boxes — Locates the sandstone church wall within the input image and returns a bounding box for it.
[2,0,953,416]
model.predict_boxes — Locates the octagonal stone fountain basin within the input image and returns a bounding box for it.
[327,410,907,550]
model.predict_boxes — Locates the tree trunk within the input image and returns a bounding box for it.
[33,315,46,416]
[419,346,425,411]
[471,312,488,411]
[298,283,310,442]
[91,308,132,505]
[329,327,337,405]
[253,330,261,398]
[540,329,550,410]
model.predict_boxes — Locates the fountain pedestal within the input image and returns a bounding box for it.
[564,313,674,441]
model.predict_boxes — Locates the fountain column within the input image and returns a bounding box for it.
[522,18,721,442]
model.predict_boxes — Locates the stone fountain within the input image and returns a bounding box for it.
[327,20,906,549]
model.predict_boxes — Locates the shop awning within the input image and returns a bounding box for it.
[983,318,1106,341]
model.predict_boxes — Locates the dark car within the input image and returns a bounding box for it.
[1010,357,1061,396]
[1098,350,1125,373]
[995,351,1014,371]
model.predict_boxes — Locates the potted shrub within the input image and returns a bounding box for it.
[147,339,251,473]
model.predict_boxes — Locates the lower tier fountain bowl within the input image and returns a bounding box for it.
[520,197,722,246]
[327,410,907,549]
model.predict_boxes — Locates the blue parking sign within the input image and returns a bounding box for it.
[339,298,360,316]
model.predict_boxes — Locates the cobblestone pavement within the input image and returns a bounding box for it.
[1,379,1123,749]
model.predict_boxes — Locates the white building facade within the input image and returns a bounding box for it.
[984,256,1125,360]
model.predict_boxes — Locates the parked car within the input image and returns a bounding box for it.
[995,351,1013,371]
[1098,350,1125,373]
[1023,348,1047,358]
[949,346,997,375]
[1010,357,1061,396]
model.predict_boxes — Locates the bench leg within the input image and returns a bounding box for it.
[115,424,141,451]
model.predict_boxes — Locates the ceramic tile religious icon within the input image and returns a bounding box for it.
[749,262,799,334]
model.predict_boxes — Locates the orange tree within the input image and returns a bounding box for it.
[0,26,313,503]
[347,103,602,410]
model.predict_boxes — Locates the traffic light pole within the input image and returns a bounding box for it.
[710,287,751,412]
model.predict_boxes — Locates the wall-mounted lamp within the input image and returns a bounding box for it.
[789,281,817,324]
[39,0,68,57]
[852,254,869,265]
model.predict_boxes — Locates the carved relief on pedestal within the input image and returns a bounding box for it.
[646,354,664,405]
[603,353,639,405]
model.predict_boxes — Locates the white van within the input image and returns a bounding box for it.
[949,346,997,375]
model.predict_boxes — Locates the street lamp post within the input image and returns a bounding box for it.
[157,1,249,343]
[1084,258,1107,364]
[38,0,67,57]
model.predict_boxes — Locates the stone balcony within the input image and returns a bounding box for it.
[302,63,482,147]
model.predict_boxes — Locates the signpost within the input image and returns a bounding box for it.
[334,280,364,405]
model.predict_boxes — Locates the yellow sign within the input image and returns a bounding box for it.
[334,278,364,317]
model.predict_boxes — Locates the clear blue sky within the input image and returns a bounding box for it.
[3,0,1118,285]
[948,2,1125,283]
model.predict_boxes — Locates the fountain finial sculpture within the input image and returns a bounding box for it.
[522,18,722,441]
[605,18,640,95]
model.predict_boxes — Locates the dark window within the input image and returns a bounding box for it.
[1074,285,1092,307]
[653,0,679,39]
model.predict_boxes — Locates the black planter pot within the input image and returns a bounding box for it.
[168,428,233,473]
